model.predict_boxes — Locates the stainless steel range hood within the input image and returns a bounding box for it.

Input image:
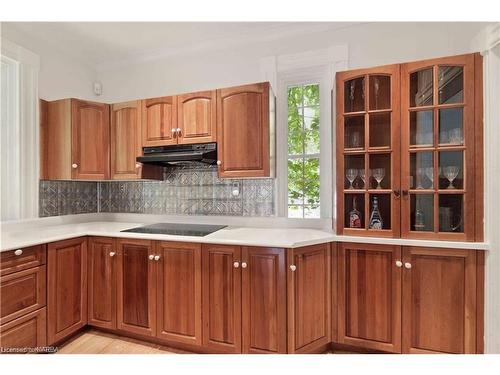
[137,142,217,166]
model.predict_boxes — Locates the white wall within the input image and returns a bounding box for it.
[96,22,489,103]
[1,23,98,101]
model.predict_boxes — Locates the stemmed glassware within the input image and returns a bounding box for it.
[416,167,425,189]
[424,167,434,188]
[349,81,356,112]
[371,168,385,189]
[374,77,380,109]
[443,166,460,189]
[346,168,358,189]
[358,169,366,189]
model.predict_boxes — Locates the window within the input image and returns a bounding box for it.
[287,83,320,218]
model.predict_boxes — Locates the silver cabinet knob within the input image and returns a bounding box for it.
[233,261,240,268]
[14,249,23,256]
[404,262,412,269]
[395,260,403,268]
[109,251,116,257]
[241,262,247,269]
[72,163,78,169]
[135,163,141,169]
[171,128,176,133]
[216,160,222,166]
[148,254,155,260]
[176,128,181,134]
[290,265,297,272]
[154,255,161,261]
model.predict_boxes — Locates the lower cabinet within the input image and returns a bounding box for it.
[156,241,202,346]
[287,243,331,353]
[47,237,88,345]
[116,238,156,337]
[0,308,47,351]
[337,242,481,354]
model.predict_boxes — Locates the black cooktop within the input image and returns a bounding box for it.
[121,223,227,237]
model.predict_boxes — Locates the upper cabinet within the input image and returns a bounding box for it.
[142,96,178,147]
[177,90,217,144]
[336,53,483,241]
[216,82,275,178]
[44,99,110,180]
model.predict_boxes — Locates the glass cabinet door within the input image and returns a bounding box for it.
[401,54,476,240]
[336,64,400,237]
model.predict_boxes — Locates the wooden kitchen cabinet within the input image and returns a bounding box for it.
[216,82,275,178]
[88,237,117,330]
[287,243,331,353]
[44,99,110,180]
[337,242,402,353]
[177,90,217,144]
[156,241,202,346]
[402,246,478,353]
[0,244,46,276]
[142,96,178,147]
[241,246,286,354]
[116,239,156,337]
[47,237,88,345]
[202,244,242,353]
[0,308,47,352]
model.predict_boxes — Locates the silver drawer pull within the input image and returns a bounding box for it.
[290,265,297,272]
[109,251,116,257]
[14,249,23,256]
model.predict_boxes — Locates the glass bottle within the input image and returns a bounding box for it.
[368,196,383,230]
[414,200,426,231]
[349,197,362,228]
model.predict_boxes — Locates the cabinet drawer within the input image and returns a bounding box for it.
[0,308,47,352]
[0,245,46,276]
[0,266,47,325]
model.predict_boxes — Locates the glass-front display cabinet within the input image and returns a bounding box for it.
[336,64,401,237]
[336,53,483,241]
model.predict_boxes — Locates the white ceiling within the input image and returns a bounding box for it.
[4,22,360,70]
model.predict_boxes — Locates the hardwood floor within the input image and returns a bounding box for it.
[56,330,178,354]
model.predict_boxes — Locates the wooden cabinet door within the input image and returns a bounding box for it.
[338,242,402,353]
[142,96,178,147]
[177,90,216,144]
[156,241,202,346]
[1,265,46,325]
[47,237,87,345]
[116,239,156,337]
[202,244,241,353]
[88,237,116,330]
[110,101,143,179]
[402,246,477,353]
[0,308,47,351]
[71,99,110,179]
[241,246,286,354]
[216,82,272,178]
[287,243,331,353]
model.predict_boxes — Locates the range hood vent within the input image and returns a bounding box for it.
[137,143,217,166]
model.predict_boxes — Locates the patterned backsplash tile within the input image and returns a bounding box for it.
[40,164,275,217]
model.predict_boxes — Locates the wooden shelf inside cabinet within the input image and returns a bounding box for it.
[336,64,401,237]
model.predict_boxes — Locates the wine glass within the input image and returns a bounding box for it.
[371,168,385,189]
[358,168,366,189]
[349,81,356,112]
[424,167,434,188]
[443,166,460,189]
[449,128,463,145]
[416,168,425,189]
[350,131,361,148]
[346,168,357,189]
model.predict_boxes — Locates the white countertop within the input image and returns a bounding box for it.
[0,214,489,252]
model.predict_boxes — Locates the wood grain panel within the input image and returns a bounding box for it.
[39,99,49,180]
[338,242,402,353]
[47,237,87,345]
[71,99,110,180]
[474,53,484,242]
[156,242,202,346]
[216,82,271,178]
[177,90,216,144]
[202,244,241,353]
[111,101,143,179]
[88,237,116,330]
[0,308,47,351]
[242,246,286,354]
[46,99,72,179]
[0,244,46,276]
[116,239,156,337]
[1,265,46,325]
[287,243,331,353]
[142,96,177,146]
[402,246,477,353]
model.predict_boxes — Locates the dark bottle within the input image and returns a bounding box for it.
[349,197,362,228]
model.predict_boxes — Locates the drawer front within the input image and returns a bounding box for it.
[0,245,46,276]
[0,308,47,352]
[0,266,47,325]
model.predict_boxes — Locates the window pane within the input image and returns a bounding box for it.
[287,83,321,218]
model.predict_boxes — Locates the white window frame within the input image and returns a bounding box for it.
[1,38,40,220]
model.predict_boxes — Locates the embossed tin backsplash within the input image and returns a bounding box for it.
[39,164,275,217]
